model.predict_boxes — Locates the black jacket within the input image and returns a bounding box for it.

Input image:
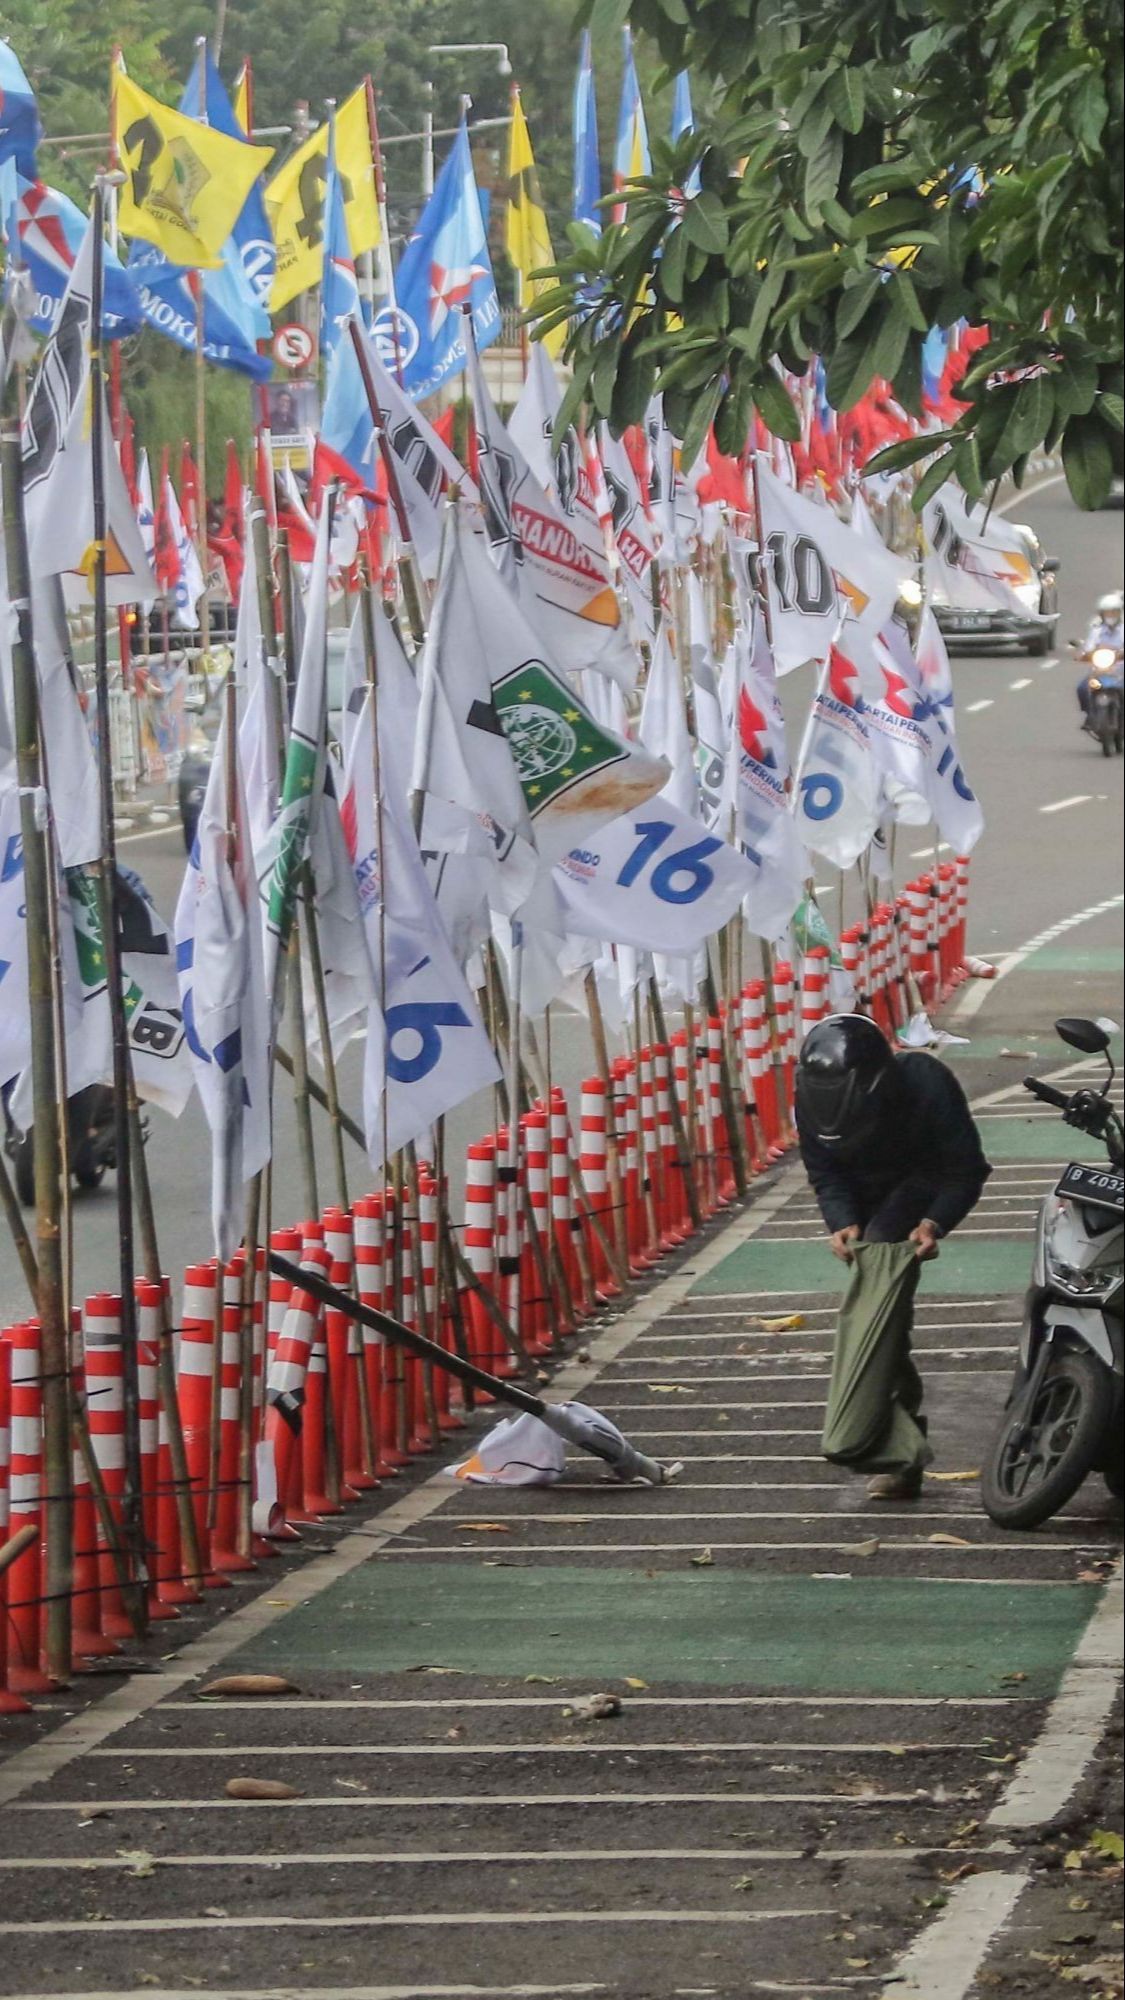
[797,1050,992,1236]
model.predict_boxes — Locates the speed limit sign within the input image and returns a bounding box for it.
[273,323,315,372]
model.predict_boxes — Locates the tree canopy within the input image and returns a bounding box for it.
[538,0,1123,507]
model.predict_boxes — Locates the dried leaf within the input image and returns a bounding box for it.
[116,1849,156,1879]
[224,1777,303,1800]
[848,1537,881,1557]
[454,1522,512,1534]
[524,1674,559,1685]
[645,1383,693,1394]
[1069,1897,1093,1911]
[846,1959,872,1969]
[732,1875,756,1892]
[1064,1849,1087,1872]
[566,1692,622,1722]
[691,1547,716,1567]
[1089,1830,1125,1863]
[926,1470,980,1483]
[1000,1671,1028,1685]
[198,1674,300,1699]
[622,1676,649,1690]
[746,1313,806,1332]
[928,1533,973,1547]
[405,1664,466,1675]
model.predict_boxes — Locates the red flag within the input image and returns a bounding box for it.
[153,448,182,595]
[208,438,244,598]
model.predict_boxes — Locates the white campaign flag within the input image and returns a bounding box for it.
[0,778,30,1088]
[554,796,757,955]
[31,575,101,868]
[342,689,499,1163]
[910,608,984,852]
[686,571,728,828]
[755,456,912,672]
[337,595,419,802]
[731,613,807,940]
[864,621,936,827]
[136,450,156,569]
[792,644,880,868]
[466,331,637,691]
[21,215,157,610]
[598,421,660,641]
[304,750,378,1063]
[163,468,205,631]
[638,623,698,822]
[236,514,284,872]
[414,506,667,899]
[922,484,1048,623]
[175,710,271,1261]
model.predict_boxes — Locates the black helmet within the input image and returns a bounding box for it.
[795,1013,895,1152]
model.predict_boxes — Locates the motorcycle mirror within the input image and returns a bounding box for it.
[1041,556,1061,574]
[1055,1016,1111,1055]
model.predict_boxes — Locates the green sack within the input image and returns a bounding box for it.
[821,1241,933,1475]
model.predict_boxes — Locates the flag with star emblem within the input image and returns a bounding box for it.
[262,503,332,1002]
[731,610,807,940]
[392,117,500,401]
[415,508,667,893]
[921,483,1049,625]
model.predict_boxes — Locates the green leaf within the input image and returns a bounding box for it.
[661,224,689,305]
[611,340,658,433]
[990,373,1056,472]
[804,126,843,218]
[590,339,621,420]
[836,269,884,341]
[889,270,929,335]
[680,377,724,473]
[587,0,632,38]
[752,368,801,442]
[552,364,591,450]
[1062,410,1114,510]
[1098,391,1125,434]
[911,446,962,511]
[827,67,866,135]
[866,429,957,476]
[1055,349,1099,420]
[683,189,730,255]
[743,265,785,357]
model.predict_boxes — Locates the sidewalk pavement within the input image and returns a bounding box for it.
[0,920,1121,2000]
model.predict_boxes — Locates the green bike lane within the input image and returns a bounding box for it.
[1,957,1121,2000]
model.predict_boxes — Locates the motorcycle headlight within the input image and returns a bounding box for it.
[1092,646,1117,670]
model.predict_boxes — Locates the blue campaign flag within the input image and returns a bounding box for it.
[670,72,693,143]
[573,31,601,231]
[10,174,142,340]
[321,115,360,367]
[922,325,948,402]
[0,42,41,179]
[614,29,651,199]
[127,238,272,380]
[320,333,376,489]
[387,118,500,402]
[181,46,275,312]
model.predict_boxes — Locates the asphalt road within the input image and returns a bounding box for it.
[2,473,1121,1325]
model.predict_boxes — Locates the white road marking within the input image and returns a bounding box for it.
[0,1910,833,1936]
[165,1693,1030,1710]
[1039,655,1057,670]
[10,1791,936,1813]
[952,891,1125,1022]
[380,1540,1096,1558]
[882,1869,1029,2000]
[1008,678,1032,691]
[0,1989,609,2000]
[91,1738,990,1759]
[989,1563,1123,1830]
[116,820,180,845]
[0,1844,1003,1870]
[995,469,1066,514]
[1039,794,1091,814]
[965,698,994,714]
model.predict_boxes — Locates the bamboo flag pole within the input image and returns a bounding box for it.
[347,318,427,647]
[89,177,147,1625]
[1,420,73,1683]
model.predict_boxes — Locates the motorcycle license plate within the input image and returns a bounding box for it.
[1055,1162,1125,1213]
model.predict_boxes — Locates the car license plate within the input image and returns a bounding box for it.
[945,612,992,631]
[1056,1162,1125,1213]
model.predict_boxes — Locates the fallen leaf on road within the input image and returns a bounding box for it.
[645,1383,693,1394]
[691,1548,716,1566]
[1069,1897,1093,1912]
[1000,1671,1028,1685]
[746,1314,806,1332]
[524,1674,558,1684]
[406,1664,466,1675]
[116,1849,156,1879]
[1064,1849,1086,1872]
[1089,1831,1125,1863]
[847,1538,881,1558]
[1063,1960,1124,1988]
[929,1533,973,1547]
[198,1674,299,1699]
[224,1778,302,1801]
[846,1959,872,1969]
[565,1693,622,1722]
[940,1862,980,1883]
[732,1876,755,1892]
[454,1522,512,1533]
[622,1676,648,1689]
[926,1470,980,1483]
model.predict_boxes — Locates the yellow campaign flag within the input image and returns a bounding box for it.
[505,91,564,358]
[114,69,273,271]
[232,63,252,137]
[266,83,379,312]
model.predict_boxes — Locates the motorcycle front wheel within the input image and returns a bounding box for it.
[981,1349,1109,1529]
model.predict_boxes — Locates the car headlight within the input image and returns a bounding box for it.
[1015,581,1042,610]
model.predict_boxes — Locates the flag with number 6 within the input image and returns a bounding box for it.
[554,797,757,954]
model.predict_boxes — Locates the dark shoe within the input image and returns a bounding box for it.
[866,1467,924,1501]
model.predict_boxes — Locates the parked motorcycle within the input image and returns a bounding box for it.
[981,1017,1124,1529]
[1073,641,1125,756]
[3,1081,119,1207]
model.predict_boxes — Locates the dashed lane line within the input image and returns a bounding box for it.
[964,699,994,713]
[1008,678,1032,691]
[89,1738,998,1759]
[952,890,1125,1022]
[1040,794,1092,814]
[881,1869,1029,2000]
[0,1910,836,1936]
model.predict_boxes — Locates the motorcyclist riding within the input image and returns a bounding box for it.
[1077,590,1124,722]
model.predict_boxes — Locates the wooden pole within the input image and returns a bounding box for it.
[1,420,73,1682]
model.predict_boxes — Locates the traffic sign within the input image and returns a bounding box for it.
[273,323,315,372]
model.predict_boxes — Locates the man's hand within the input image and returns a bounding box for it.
[829,1225,861,1263]
[910,1220,941,1262]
